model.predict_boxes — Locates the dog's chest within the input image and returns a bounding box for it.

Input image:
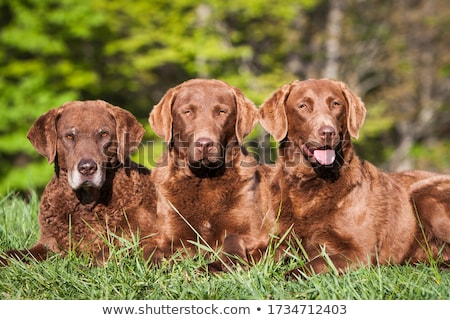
[154,164,266,246]
[280,177,347,223]
[165,178,241,215]
[277,170,371,242]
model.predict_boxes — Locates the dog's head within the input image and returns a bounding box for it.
[149,79,258,176]
[27,100,144,190]
[259,79,366,173]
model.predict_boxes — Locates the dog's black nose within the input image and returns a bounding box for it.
[78,159,98,176]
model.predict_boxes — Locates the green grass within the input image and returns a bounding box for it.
[1,193,450,300]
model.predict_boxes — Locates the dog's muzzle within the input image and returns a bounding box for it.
[68,158,105,190]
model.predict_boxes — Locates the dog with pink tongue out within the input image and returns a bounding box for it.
[268,79,349,182]
[257,78,441,278]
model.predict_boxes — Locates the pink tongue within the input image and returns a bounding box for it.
[313,149,336,165]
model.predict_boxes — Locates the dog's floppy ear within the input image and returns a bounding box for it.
[149,88,176,143]
[258,83,291,142]
[104,101,145,164]
[339,81,366,139]
[233,86,258,144]
[27,107,63,164]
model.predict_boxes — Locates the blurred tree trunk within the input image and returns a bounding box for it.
[387,0,440,171]
[323,0,344,79]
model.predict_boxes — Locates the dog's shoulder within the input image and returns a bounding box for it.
[39,173,79,214]
[119,160,152,187]
[110,161,156,206]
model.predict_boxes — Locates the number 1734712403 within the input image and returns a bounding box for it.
[267,304,347,315]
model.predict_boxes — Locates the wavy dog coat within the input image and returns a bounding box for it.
[259,78,450,277]
[149,79,274,270]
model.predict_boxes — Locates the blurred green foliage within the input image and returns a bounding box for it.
[1,0,450,195]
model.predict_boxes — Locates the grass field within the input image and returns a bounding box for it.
[1,192,449,300]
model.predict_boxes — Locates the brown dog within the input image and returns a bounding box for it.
[409,175,450,264]
[1,100,162,265]
[149,79,273,271]
[259,78,450,277]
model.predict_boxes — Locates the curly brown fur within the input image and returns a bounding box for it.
[1,101,162,265]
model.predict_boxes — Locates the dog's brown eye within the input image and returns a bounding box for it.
[333,101,341,107]
[298,103,307,109]
[65,134,74,141]
[100,131,109,138]
[183,110,191,115]
[218,110,227,115]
